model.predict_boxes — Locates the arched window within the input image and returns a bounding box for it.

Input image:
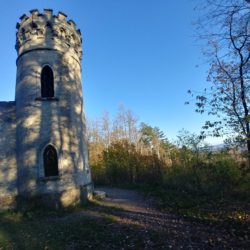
[43,145,59,177]
[41,66,54,98]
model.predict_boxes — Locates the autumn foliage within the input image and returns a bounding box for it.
[92,140,164,186]
[88,107,250,217]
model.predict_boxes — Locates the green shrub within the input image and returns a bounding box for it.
[164,157,242,195]
[91,140,165,186]
[91,162,108,185]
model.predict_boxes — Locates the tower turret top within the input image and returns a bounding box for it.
[16,9,82,61]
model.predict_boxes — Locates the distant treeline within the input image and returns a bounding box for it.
[87,106,248,186]
[87,107,249,224]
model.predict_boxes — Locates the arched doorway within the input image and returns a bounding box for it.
[41,65,54,97]
[43,145,59,177]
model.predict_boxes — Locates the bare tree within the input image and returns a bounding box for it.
[101,111,111,147]
[190,0,250,167]
[112,104,139,144]
[87,118,105,165]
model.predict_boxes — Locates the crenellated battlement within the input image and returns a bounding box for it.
[15,9,82,61]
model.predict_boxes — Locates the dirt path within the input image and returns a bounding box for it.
[95,187,153,211]
[82,187,248,249]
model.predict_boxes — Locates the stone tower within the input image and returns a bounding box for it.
[14,9,92,206]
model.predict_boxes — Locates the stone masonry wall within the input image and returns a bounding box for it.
[0,9,92,209]
[14,9,92,201]
[0,102,17,207]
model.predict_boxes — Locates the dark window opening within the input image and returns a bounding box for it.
[46,21,52,28]
[43,145,59,177]
[31,22,38,29]
[41,66,54,98]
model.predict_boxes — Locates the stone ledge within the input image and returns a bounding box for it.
[35,97,59,101]
[0,195,16,210]
[37,176,61,182]
[93,190,106,199]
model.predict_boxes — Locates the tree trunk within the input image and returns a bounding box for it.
[247,137,250,170]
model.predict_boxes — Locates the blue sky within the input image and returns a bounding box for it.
[0,0,221,144]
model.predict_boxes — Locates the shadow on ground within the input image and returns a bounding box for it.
[0,187,249,249]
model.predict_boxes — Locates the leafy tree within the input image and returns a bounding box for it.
[176,129,210,167]
[139,122,169,158]
[102,140,164,185]
[190,0,250,167]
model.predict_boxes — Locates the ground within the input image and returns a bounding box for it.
[0,187,249,249]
